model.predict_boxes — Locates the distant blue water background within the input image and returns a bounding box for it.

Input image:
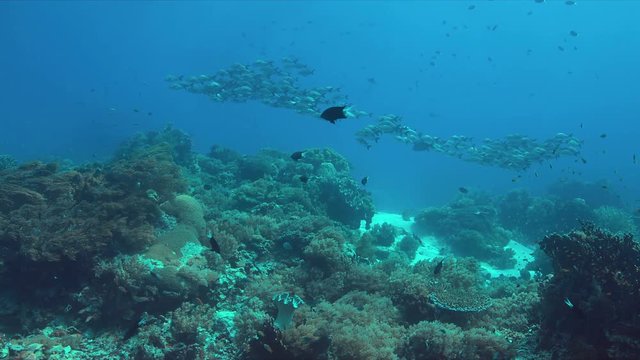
[1,1,638,211]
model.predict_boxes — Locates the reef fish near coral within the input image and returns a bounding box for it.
[320,106,347,124]
[290,150,304,161]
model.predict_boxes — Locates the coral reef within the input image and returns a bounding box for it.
[539,223,640,358]
[414,194,515,268]
[0,128,564,359]
[593,205,638,236]
[497,189,595,243]
[0,154,17,171]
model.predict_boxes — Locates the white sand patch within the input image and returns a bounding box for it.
[361,212,443,264]
[361,212,537,278]
[480,240,536,278]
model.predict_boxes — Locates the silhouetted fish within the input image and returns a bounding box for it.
[203,184,212,190]
[361,176,369,186]
[320,106,347,124]
[434,258,445,275]
[600,133,607,138]
[299,175,309,183]
[209,234,221,254]
[458,187,469,194]
[291,151,304,161]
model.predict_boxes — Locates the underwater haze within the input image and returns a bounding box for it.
[1,1,639,210]
[1,1,640,359]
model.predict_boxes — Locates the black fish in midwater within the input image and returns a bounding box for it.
[291,151,304,161]
[361,176,369,186]
[320,106,347,124]
[600,133,607,138]
[434,258,445,275]
[299,175,309,184]
[209,234,221,254]
[458,187,468,194]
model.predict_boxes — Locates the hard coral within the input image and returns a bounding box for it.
[539,223,640,358]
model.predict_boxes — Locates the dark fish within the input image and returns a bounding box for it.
[299,175,309,183]
[565,0,576,5]
[203,184,212,190]
[581,158,587,164]
[361,176,369,186]
[458,187,469,194]
[367,77,377,84]
[534,0,544,3]
[600,133,607,138]
[123,315,142,341]
[558,46,565,51]
[133,108,139,113]
[569,30,578,37]
[290,151,304,161]
[320,106,347,124]
[209,234,221,254]
[468,5,476,10]
[147,112,153,116]
[633,154,636,164]
[434,258,445,275]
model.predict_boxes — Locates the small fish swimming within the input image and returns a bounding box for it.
[600,133,607,138]
[203,184,212,190]
[569,30,578,37]
[290,151,304,161]
[320,106,348,124]
[361,176,369,186]
[299,175,309,184]
[458,187,469,194]
[564,297,574,308]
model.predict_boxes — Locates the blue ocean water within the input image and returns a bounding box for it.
[1,2,640,358]
[2,1,638,211]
